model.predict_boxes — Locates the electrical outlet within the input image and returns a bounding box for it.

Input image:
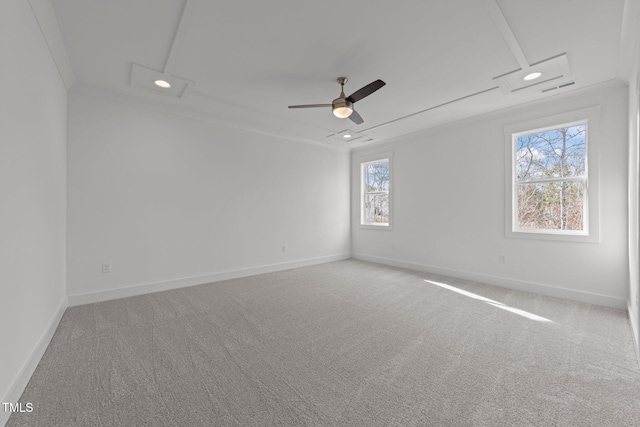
[392,242,396,250]
[498,255,506,264]
[101,263,112,273]
[282,244,287,253]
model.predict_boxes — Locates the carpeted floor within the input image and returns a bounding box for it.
[7,259,640,426]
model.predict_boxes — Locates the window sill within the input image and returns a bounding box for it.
[507,229,598,243]
[359,223,393,231]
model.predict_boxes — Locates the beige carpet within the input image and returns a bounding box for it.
[7,259,640,426]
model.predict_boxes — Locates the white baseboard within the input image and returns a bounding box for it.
[1,297,67,427]
[352,253,627,310]
[628,300,640,368]
[67,253,351,307]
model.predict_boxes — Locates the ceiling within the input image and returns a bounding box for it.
[45,0,631,149]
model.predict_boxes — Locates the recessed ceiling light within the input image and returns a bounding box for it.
[330,130,366,142]
[523,72,542,81]
[154,79,171,89]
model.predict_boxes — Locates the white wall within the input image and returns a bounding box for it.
[352,83,629,309]
[0,0,67,417]
[627,27,640,358]
[66,93,350,302]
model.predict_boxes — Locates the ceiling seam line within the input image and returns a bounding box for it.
[361,87,500,134]
[163,0,197,75]
[27,0,76,89]
[481,0,530,70]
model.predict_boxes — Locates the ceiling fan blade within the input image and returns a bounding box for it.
[288,104,332,109]
[349,109,364,125]
[346,79,385,103]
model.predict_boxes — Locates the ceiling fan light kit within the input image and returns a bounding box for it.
[289,76,385,125]
[332,102,353,118]
[332,77,353,118]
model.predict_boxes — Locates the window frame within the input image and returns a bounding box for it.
[504,106,600,243]
[359,152,393,230]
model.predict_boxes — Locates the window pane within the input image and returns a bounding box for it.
[517,181,585,231]
[364,161,389,192]
[516,124,586,181]
[363,193,389,224]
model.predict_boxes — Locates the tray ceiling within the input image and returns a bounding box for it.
[43,0,629,149]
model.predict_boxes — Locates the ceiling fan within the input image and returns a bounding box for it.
[288,77,385,125]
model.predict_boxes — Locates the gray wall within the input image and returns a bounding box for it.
[66,92,351,301]
[627,22,640,358]
[0,0,68,416]
[352,83,629,308]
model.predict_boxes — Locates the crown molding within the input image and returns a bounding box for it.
[69,83,350,152]
[351,79,625,154]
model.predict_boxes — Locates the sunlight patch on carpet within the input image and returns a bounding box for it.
[424,279,553,323]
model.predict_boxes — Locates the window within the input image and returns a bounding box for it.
[505,106,600,242]
[360,154,391,228]
[514,122,587,234]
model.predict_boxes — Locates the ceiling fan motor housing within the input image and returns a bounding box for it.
[332,97,353,118]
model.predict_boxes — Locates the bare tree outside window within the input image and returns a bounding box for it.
[362,159,390,225]
[515,123,587,232]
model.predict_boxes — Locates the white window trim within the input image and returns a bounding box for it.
[504,106,600,243]
[359,151,393,230]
